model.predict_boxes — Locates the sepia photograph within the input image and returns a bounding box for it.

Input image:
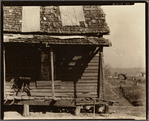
[2,1,147,120]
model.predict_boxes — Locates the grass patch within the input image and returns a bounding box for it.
[121,85,146,106]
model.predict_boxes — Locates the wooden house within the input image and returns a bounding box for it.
[3,5,112,116]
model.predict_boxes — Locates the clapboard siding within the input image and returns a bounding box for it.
[54,46,99,98]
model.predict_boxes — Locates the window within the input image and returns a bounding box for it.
[59,6,85,26]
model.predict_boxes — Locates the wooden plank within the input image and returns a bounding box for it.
[77,80,98,83]
[59,76,98,80]
[6,81,61,86]
[101,54,105,100]
[72,56,82,60]
[65,65,99,68]
[37,81,60,84]
[74,106,81,116]
[6,81,51,84]
[6,88,14,91]
[90,59,99,63]
[3,46,6,99]
[6,90,97,95]
[6,86,12,89]
[99,47,103,99]
[91,56,99,60]
[61,86,97,90]
[78,79,98,81]
[36,82,61,86]
[84,68,98,70]
[37,80,61,83]
[61,81,98,84]
[6,98,76,106]
[31,90,95,93]
[55,68,98,73]
[76,101,108,106]
[6,89,97,94]
[84,69,98,73]
[6,86,97,91]
[61,84,98,87]
[6,83,36,87]
[61,83,98,86]
[23,104,30,117]
[82,73,98,76]
[88,63,99,66]
[93,54,99,57]
[6,92,14,95]
[81,76,98,79]
[50,48,55,98]
[29,93,97,97]
[6,85,61,90]
[6,83,98,88]
[82,72,98,75]
[36,86,61,89]
[85,66,99,69]
[6,94,98,100]
[68,62,98,66]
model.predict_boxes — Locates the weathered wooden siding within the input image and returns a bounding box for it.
[5,45,100,99]
[54,46,99,98]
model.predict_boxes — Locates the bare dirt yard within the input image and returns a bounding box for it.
[4,106,146,120]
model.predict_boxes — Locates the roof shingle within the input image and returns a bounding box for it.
[4,34,111,46]
[3,6,110,35]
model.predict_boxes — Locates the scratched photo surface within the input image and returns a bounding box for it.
[2,2,146,120]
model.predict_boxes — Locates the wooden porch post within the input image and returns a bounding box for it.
[50,48,55,99]
[3,46,6,99]
[23,104,30,117]
[99,47,104,99]
[101,48,105,99]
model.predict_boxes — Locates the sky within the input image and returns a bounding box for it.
[102,3,146,68]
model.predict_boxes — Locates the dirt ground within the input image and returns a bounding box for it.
[4,106,146,120]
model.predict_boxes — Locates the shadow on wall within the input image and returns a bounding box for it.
[54,45,100,98]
